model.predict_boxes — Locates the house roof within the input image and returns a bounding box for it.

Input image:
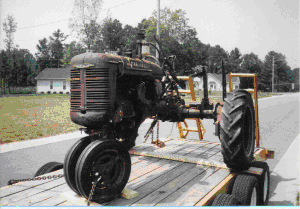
[35,67,71,80]
[208,73,239,83]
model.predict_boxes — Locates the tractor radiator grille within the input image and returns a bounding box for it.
[70,68,111,111]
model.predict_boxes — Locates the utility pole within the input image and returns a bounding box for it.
[156,0,160,60]
[272,56,274,93]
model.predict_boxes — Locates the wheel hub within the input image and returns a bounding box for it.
[91,151,123,191]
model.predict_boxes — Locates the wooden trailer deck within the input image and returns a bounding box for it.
[0,138,273,206]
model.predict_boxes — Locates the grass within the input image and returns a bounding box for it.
[0,90,284,145]
[0,94,84,145]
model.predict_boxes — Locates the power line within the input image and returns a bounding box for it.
[18,0,138,30]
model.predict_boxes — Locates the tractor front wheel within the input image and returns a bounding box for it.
[220,89,255,170]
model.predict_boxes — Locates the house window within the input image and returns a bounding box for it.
[208,81,216,90]
[63,81,66,90]
[234,85,239,89]
[50,81,53,89]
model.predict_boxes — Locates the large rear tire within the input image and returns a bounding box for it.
[220,89,255,170]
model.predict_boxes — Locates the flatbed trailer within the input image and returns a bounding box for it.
[0,137,274,206]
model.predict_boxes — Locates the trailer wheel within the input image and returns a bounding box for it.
[34,162,63,177]
[64,136,92,195]
[212,193,241,206]
[250,161,270,205]
[75,140,131,203]
[232,175,259,205]
[220,89,255,170]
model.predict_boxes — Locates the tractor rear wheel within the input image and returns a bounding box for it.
[220,89,255,170]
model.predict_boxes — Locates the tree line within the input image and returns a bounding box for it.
[1,0,298,93]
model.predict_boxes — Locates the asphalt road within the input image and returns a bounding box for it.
[0,93,299,188]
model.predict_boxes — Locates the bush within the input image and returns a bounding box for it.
[40,92,45,94]
[47,91,51,94]
[66,92,70,94]
[53,91,57,94]
[59,91,63,94]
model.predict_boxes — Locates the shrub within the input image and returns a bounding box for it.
[53,91,57,94]
[66,92,70,94]
[40,92,44,94]
[47,91,51,94]
[59,91,63,94]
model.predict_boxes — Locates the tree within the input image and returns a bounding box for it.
[101,18,124,52]
[226,48,242,73]
[61,41,86,67]
[35,37,51,70]
[48,29,69,68]
[139,7,209,74]
[263,51,291,92]
[69,0,104,50]
[239,53,263,89]
[207,45,228,74]
[2,14,18,93]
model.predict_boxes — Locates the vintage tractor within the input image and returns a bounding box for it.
[64,32,257,203]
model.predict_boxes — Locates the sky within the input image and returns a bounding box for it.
[0,0,299,69]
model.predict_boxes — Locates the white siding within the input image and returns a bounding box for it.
[36,79,70,93]
[194,75,240,92]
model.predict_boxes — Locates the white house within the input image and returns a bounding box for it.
[35,67,71,93]
[194,73,240,92]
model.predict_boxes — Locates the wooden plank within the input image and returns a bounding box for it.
[131,155,147,164]
[7,189,59,206]
[0,178,66,206]
[131,165,215,206]
[126,142,213,191]
[0,170,63,198]
[133,138,189,154]
[126,160,183,190]
[155,166,218,206]
[129,150,227,169]
[159,168,230,206]
[56,200,75,206]
[129,158,165,182]
[172,144,205,156]
[32,195,66,206]
[60,191,103,206]
[195,173,235,206]
[106,162,197,206]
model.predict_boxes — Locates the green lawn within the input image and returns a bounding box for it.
[0,91,283,145]
[0,94,84,145]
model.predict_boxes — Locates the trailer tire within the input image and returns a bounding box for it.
[250,161,270,205]
[232,175,259,205]
[34,162,63,177]
[212,193,241,206]
[220,89,255,170]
